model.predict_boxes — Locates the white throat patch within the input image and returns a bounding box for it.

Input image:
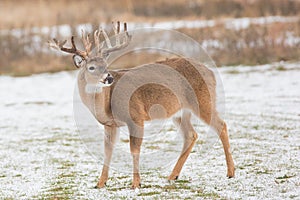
[85,83,109,94]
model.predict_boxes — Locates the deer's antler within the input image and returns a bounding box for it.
[48,31,92,59]
[94,30,104,53]
[98,21,131,58]
[49,21,131,59]
[81,30,92,56]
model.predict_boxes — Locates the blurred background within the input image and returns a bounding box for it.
[0,0,299,75]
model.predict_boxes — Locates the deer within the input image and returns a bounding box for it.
[48,21,235,189]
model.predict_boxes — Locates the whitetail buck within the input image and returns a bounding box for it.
[49,21,234,189]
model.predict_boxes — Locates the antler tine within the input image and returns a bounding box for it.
[117,21,120,33]
[68,36,77,53]
[48,38,66,50]
[101,28,112,48]
[81,30,92,56]
[123,22,130,41]
[94,30,103,53]
[124,22,127,32]
[112,21,120,46]
[119,22,130,45]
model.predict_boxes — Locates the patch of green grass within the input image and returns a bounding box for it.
[142,184,162,189]
[175,179,190,184]
[39,184,74,200]
[276,174,296,179]
[142,181,193,191]
[163,126,176,132]
[47,138,57,143]
[3,198,14,200]
[163,184,177,190]
[138,191,161,196]
[63,143,72,146]
[146,171,156,175]
[196,140,205,145]
[58,173,77,178]
[281,188,287,193]
[19,148,28,152]
[107,186,128,191]
[256,169,272,175]
[31,154,83,199]
[158,175,168,179]
[120,139,129,143]
[244,163,254,167]
[146,145,160,150]
[289,194,299,199]
[162,183,192,190]
[275,174,296,184]
[57,161,75,169]
[253,136,263,141]
[194,191,221,199]
[276,65,287,71]
[275,179,286,184]
[238,166,245,170]
[190,188,204,193]
[269,124,293,131]
[226,69,240,74]
[116,175,129,179]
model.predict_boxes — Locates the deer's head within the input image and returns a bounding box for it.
[49,22,131,87]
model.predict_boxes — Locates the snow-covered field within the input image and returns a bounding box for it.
[0,62,299,199]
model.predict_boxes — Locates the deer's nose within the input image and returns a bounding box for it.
[105,74,114,84]
[107,76,114,84]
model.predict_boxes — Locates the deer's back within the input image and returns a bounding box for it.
[109,58,216,123]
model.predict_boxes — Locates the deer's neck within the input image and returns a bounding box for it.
[77,71,113,125]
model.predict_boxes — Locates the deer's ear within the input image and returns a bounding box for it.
[73,55,86,68]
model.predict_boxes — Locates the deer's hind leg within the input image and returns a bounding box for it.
[197,107,235,178]
[211,115,235,178]
[168,110,198,180]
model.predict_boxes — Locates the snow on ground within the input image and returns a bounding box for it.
[0,61,299,199]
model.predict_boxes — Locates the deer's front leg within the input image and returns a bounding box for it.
[128,124,144,189]
[96,125,118,188]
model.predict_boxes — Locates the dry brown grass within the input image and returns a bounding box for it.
[178,20,300,66]
[0,0,129,29]
[1,20,299,76]
[0,0,299,75]
[1,0,299,29]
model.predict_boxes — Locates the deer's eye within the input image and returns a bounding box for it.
[88,66,96,72]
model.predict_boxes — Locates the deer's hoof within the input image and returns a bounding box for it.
[95,181,107,189]
[227,174,234,178]
[168,174,179,181]
[227,169,235,178]
[131,182,141,189]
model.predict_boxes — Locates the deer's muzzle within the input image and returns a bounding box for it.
[103,74,114,85]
